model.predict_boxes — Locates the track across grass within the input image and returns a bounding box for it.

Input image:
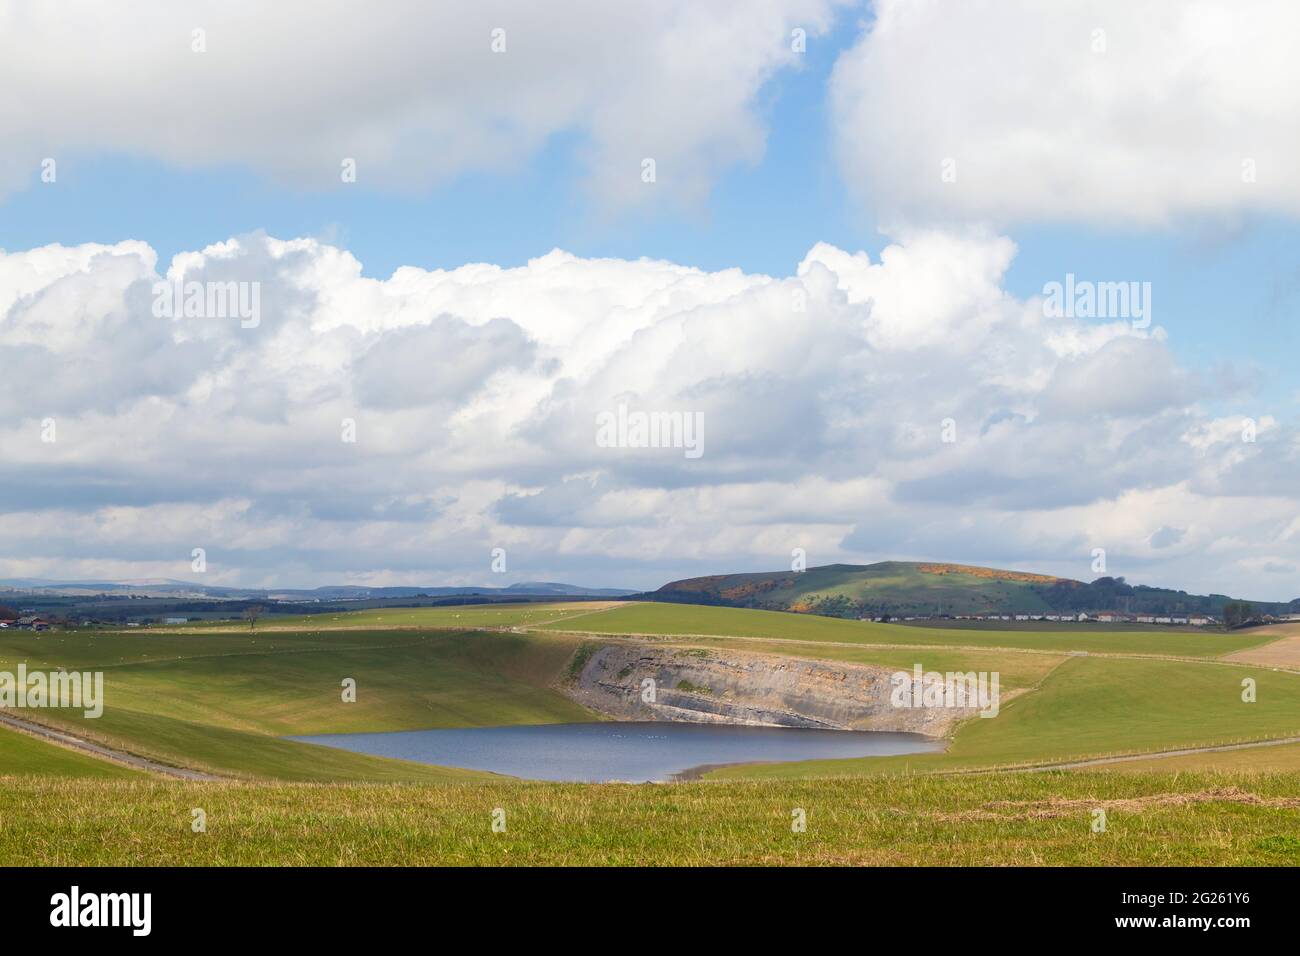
[540,602,1270,657]
[1079,741,1300,774]
[0,724,143,779]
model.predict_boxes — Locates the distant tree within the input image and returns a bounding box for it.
[0,605,17,621]
[242,605,265,631]
[1222,601,1254,629]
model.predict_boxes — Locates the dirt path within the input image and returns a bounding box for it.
[0,710,222,781]
[985,735,1300,773]
[512,603,632,629]
[1224,626,1300,668]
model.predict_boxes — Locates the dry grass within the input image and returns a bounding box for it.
[2,770,1298,866]
[1223,625,1300,668]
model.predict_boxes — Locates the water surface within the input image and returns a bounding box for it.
[290,721,944,782]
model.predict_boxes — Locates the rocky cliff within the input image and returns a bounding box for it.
[562,642,978,736]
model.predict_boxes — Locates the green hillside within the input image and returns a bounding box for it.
[650,560,1295,620]
[537,601,1270,656]
[0,725,142,779]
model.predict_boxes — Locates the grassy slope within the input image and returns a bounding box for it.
[764,561,1059,614]
[3,601,1294,784]
[0,629,590,782]
[1082,742,1300,774]
[542,601,1269,657]
[709,656,1300,778]
[5,601,1300,867]
[661,561,1063,615]
[0,629,351,670]
[0,725,141,779]
[4,771,1297,866]
[169,602,619,632]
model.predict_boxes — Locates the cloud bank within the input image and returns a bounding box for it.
[831,0,1300,226]
[0,0,841,209]
[1,232,1295,598]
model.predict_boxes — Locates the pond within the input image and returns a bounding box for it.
[289,721,944,782]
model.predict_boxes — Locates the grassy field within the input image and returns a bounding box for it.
[1,629,590,782]
[0,725,142,778]
[1224,625,1300,667]
[2,771,1296,865]
[540,601,1272,657]
[4,598,1299,869]
[707,656,1300,778]
[4,602,1298,784]
[1081,742,1300,774]
[164,601,622,632]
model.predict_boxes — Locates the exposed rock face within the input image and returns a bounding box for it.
[562,643,977,736]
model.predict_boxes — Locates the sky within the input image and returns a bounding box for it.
[0,0,1297,599]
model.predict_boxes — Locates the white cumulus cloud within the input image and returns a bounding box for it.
[831,0,1300,227]
[0,0,843,210]
[1,230,1295,599]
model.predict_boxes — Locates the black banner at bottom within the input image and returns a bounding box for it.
[0,866,1282,941]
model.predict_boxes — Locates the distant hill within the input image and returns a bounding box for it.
[646,561,1299,619]
[503,581,633,597]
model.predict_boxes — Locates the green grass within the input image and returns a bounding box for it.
[0,629,352,670]
[1,629,592,782]
[663,561,1065,616]
[164,601,617,632]
[760,561,1061,614]
[710,656,1300,778]
[675,679,713,696]
[33,708,499,783]
[0,725,141,779]
[541,602,1270,657]
[1080,742,1300,774]
[6,602,1300,867]
[5,605,1296,788]
[3,771,1298,865]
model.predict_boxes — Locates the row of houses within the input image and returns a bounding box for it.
[884,611,1300,626]
[875,612,1220,626]
[1105,614,1214,626]
[0,615,52,631]
[1009,612,1217,626]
